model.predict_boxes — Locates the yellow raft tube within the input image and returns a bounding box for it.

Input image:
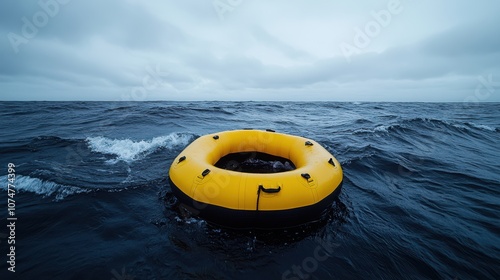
[168,129,343,229]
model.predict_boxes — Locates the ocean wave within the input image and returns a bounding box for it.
[86,132,194,163]
[29,135,76,146]
[401,117,455,130]
[0,175,89,201]
[104,105,133,112]
[404,118,497,133]
[353,124,404,134]
[0,136,78,155]
[353,117,498,136]
[374,125,391,132]
[463,122,497,132]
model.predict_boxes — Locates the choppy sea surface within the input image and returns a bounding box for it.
[0,101,499,280]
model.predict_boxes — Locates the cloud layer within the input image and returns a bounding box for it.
[1,0,499,101]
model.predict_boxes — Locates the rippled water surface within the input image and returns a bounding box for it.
[0,101,499,279]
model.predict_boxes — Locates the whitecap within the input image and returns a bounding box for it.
[0,175,89,201]
[374,125,389,132]
[352,128,373,134]
[86,132,193,163]
[469,123,496,132]
[452,124,469,130]
[454,122,496,132]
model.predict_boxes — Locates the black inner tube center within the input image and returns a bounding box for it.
[214,152,296,173]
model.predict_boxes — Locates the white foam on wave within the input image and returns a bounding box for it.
[0,175,89,201]
[469,123,496,132]
[175,216,205,226]
[452,124,468,130]
[86,133,193,163]
[374,125,389,132]
[453,122,496,132]
[353,125,392,134]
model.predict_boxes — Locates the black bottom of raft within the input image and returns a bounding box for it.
[169,178,343,230]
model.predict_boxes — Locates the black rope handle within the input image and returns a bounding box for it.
[256,185,281,210]
[259,185,281,193]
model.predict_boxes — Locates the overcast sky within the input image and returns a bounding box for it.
[1,0,499,101]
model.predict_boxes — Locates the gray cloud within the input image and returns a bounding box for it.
[1,0,499,101]
[420,18,500,57]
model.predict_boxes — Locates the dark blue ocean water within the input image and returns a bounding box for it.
[0,101,499,280]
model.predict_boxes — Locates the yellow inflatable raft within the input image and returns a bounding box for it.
[168,129,343,229]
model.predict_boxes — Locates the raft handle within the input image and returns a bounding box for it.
[213,135,219,140]
[266,129,276,132]
[256,185,281,211]
[328,158,336,167]
[201,169,211,177]
[301,173,311,180]
[259,185,281,194]
[305,141,314,146]
[178,156,186,163]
